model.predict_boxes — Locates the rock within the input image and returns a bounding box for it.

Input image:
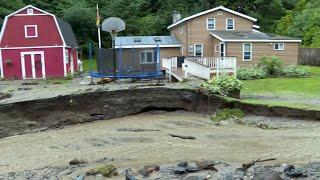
[186,166,201,173]
[284,167,306,178]
[125,169,138,180]
[74,174,85,180]
[196,160,217,171]
[173,166,187,174]
[253,171,283,180]
[86,169,97,176]
[95,164,117,177]
[138,165,160,177]
[183,175,204,180]
[69,159,87,165]
[178,161,188,167]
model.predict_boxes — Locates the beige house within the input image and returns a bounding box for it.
[169,6,301,66]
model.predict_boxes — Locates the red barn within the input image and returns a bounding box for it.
[0,5,79,80]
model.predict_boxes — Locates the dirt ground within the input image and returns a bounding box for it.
[0,111,319,179]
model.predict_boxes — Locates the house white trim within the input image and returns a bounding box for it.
[20,51,46,79]
[0,49,3,78]
[24,25,38,38]
[210,33,302,42]
[115,44,181,49]
[253,25,260,29]
[194,44,203,57]
[226,18,235,30]
[168,5,257,29]
[207,18,215,30]
[14,14,50,17]
[242,43,252,61]
[274,43,285,51]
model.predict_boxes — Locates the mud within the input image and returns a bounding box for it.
[0,111,320,179]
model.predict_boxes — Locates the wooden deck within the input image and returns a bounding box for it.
[166,67,185,81]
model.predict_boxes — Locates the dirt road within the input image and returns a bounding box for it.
[0,111,320,179]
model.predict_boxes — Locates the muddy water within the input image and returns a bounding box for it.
[0,111,320,176]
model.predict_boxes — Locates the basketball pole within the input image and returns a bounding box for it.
[98,26,102,49]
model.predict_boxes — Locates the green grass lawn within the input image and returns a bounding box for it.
[241,66,320,110]
[82,59,97,72]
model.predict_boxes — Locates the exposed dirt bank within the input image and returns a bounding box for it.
[0,111,319,179]
[1,87,320,139]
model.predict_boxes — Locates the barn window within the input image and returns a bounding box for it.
[24,25,38,38]
[27,8,34,14]
[65,50,69,63]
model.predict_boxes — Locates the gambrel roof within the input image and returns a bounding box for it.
[168,6,257,29]
[0,5,79,48]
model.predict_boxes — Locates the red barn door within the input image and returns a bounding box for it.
[21,52,45,79]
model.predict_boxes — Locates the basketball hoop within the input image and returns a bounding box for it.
[102,17,125,43]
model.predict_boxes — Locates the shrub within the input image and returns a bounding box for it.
[279,65,310,77]
[210,108,245,122]
[237,67,268,80]
[258,56,284,75]
[201,76,243,96]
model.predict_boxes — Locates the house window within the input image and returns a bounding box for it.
[243,43,252,61]
[226,18,234,30]
[194,44,203,57]
[24,25,38,38]
[27,8,34,14]
[274,43,284,50]
[207,18,215,30]
[140,50,155,64]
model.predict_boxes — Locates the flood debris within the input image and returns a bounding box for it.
[90,113,105,120]
[196,160,218,171]
[239,158,277,172]
[117,128,161,132]
[21,82,39,85]
[169,134,196,140]
[69,159,87,166]
[0,93,11,100]
[138,164,160,177]
[97,78,113,84]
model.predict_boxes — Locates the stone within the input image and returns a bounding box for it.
[186,163,200,173]
[74,174,85,180]
[196,160,217,171]
[95,164,117,177]
[253,171,283,180]
[69,159,87,165]
[178,161,188,167]
[183,175,204,180]
[173,166,187,174]
[86,169,97,176]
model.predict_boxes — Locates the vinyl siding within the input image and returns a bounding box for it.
[226,42,300,67]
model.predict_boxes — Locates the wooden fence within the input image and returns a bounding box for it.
[299,48,320,66]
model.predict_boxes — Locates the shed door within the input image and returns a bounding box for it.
[24,54,33,79]
[21,52,45,79]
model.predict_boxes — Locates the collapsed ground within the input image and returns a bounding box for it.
[0,111,320,179]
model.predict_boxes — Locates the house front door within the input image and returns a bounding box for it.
[21,52,45,79]
[220,43,225,57]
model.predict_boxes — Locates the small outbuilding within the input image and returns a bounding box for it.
[0,5,79,80]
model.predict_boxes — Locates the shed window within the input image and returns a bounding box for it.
[226,18,234,30]
[243,43,252,61]
[194,44,203,57]
[27,8,34,14]
[207,18,215,30]
[24,25,38,38]
[140,50,156,64]
[274,43,284,50]
[65,50,69,63]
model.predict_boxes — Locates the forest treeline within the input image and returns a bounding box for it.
[0,0,319,53]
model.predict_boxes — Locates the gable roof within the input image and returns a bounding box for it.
[210,31,301,42]
[168,6,257,29]
[56,18,79,48]
[115,36,181,48]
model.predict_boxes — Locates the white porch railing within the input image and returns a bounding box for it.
[184,57,237,79]
[162,57,177,71]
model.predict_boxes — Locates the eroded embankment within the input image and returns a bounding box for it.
[0,87,319,138]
